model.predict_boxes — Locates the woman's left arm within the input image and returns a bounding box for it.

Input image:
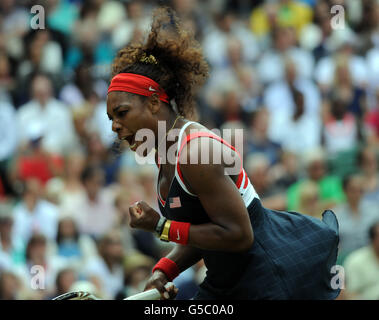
[128,140,254,252]
[179,157,254,252]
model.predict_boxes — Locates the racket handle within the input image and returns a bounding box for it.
[124,282,175,300]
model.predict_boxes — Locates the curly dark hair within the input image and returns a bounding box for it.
[111,6,209,119]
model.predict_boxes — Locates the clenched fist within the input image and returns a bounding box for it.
[129,201,161,233]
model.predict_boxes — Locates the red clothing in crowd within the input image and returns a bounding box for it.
[18,153,64,185]
[365,109,379,137]
[0,177,4,198]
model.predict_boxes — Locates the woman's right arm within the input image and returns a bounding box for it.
[144,245,202,298]
[166,244,202,272]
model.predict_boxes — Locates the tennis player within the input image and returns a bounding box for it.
[106,7,341,300]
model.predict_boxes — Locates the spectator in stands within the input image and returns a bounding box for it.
[113,192,137,254]
[344,221,379,300]
[0,0,30,60]
[0,52,16,102]
[111,0,152,50]
[70,98,116,153]
[202,10,259,69]
[274,85,322,155]
[71,105,93,152]
[59,62,97,109]
[58,151,86,217]
[0,203,24,268]
[249,0,313,40]
[287,148,345,211]
[366,45,379,107]
[81,231,124,299]
[272,150,300,190]
[352,0,379,54]
[136,166,159,212]
[298,0,333,59]
[16,73,76,155]
[212,86,250,129]
[328,57,367,119]
[0,100,18,196]
[18,29,63,79]
[205,37,261,112]
[0,179,5,201]
[91,99,117,149]
[171,0,208,41]
[245,108,282,165]
[334,174,379,263]
[0,271,23,300]
[115,252,155,299]
[365,88,379,146]
[174,260,206,300]
[106,175,162,261]
[85,132,122,185]
[63,0,114,71]
[45,0,79,36]
[257,26,314,84]
[12,178,59,244]
[263,58,321,147]
[245,153,286,211]
[314,32,368,94]
[48,267,77,300]
[55,216,98,270]
[105,169,144,206]
[321,88,363,155]
[357,146,379,202]
[10,124,64,187]
[20,234,67,296]
[75,166,116,239]
[297,180,324,219]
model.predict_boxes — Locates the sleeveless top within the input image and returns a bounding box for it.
[157,121,258,210]
[156,120,341,300]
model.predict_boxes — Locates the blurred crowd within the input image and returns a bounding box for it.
[1,0,379,300]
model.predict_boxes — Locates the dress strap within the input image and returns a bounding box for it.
[175,130,244,196]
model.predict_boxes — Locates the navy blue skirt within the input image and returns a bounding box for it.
[194,198,340,300]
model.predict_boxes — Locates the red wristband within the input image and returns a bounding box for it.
[169,221,191,245]
[152,257,180,281]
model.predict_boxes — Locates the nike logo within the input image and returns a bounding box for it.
[176,230,180,241]
[148,86,156,92]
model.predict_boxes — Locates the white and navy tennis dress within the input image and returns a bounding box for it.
[157,121,340,300]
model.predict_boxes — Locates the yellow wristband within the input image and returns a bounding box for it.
[159,220,171,242]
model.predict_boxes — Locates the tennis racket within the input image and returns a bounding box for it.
[52,291,100,300]
[52,282,176,300]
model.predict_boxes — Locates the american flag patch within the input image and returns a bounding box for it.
[169,197,182,209]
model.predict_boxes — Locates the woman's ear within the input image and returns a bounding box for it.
[147,94,161,114]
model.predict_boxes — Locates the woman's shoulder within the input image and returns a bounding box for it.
[181,120,209,136]
[180,120,237,151]
[179,121,241,170]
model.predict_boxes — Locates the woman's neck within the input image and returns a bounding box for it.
[155,112,185,157]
